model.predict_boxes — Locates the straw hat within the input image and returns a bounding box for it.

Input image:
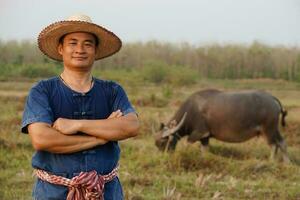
[38,14,122,61]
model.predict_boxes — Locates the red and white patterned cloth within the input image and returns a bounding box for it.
[34,165,119,200]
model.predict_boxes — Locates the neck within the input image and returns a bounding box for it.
[60,69,93,93]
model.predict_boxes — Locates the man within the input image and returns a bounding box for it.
[21,14,139,200]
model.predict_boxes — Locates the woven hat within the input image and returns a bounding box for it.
[38,14,122,61]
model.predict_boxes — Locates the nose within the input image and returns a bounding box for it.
[75,43,85,54]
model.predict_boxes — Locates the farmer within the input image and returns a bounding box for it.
[21,14,139,199]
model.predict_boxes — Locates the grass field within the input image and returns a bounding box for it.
[0,78,299,200]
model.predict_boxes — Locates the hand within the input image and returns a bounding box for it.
[53,118,79,135]
[107,110,123,119]
[96,137,108,145]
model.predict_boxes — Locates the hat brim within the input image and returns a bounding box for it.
[38,20,122,61]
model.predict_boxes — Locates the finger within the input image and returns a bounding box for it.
[114,110,122,117]
[112,110,121,116]
[116,111,123,117]
[108,110,123,119]
[108,112,117,119]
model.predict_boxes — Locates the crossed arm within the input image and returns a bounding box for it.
[28,110,139,154]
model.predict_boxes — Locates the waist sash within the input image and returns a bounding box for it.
[34,165,119,200]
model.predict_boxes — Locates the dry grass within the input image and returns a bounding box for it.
[0,79,300,200]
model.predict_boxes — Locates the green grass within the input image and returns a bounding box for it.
[0,78,300,200]
[119,136,300,199]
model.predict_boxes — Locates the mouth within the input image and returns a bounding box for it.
[72,57,88,60]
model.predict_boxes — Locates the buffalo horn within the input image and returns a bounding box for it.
[162,112,187,138]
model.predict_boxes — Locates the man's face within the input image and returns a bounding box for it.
[58,32,97,71]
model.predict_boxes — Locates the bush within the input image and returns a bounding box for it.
[168,65,199,86]
[142,60,199,86]
[18,64,59,78]
[142,60,169,84]
[0,64,15,78]
[161,85,173,98]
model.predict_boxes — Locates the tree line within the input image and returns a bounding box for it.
[0,40,299,82]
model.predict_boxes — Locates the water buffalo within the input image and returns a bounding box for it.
[155,89,290,163]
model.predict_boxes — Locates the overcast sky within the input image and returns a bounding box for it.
[0,0,299,46]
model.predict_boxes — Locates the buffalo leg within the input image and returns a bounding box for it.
[266,130,290,163]
[276,140,291,163]
[200,137,210,153]
[270,144,278,161]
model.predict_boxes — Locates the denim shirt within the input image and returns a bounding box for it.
[21,76,136,200]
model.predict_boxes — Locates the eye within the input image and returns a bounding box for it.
[85,42,94,47]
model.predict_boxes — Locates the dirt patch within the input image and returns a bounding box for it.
[284,122,300,146]
[0,90,28,98]
[286,107,300,123]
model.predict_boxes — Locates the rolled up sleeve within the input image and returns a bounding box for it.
[21,83,53,133]
[111,83,136,116]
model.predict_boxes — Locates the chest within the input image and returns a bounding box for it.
[49,88,111,120]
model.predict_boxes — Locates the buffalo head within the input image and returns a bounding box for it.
[154,112,187,152]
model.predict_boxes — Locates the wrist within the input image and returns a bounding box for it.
[77,120,84,132]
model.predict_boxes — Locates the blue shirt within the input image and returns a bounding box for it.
[21,76,136,200]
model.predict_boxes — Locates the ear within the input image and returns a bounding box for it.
[57,43,63,56]
[160,123,165,130]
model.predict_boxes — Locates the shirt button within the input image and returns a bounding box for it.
[82,112,86,115]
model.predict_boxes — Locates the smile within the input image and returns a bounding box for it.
[72,57,88,60]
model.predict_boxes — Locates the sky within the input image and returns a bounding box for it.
[0,0,299,46]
